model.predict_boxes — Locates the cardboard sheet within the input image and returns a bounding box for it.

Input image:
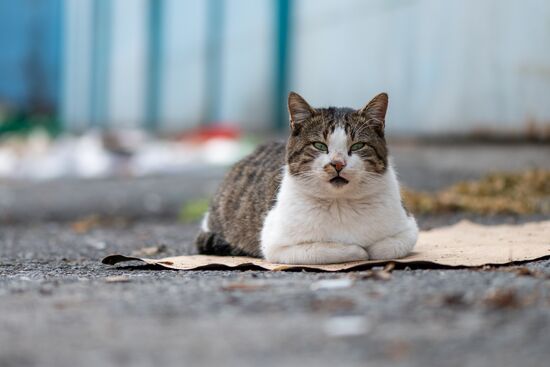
[102,220,550,272]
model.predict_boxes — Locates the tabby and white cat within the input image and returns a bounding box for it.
[195,92,418,264]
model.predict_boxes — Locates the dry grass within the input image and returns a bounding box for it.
[402,169,550,215]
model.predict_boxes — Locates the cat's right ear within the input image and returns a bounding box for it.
[288,92,315,130]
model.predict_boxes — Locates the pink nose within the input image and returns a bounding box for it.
[331,160,346,172]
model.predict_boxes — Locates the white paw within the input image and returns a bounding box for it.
[344,244,370,261]
[264,243,369,264]
[367,241,397,260]
[368,225,418,260]
[367,239,413,260]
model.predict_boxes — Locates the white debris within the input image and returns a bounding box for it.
[72,132,112,178]
[203,138,242,165]
[0,148,16,176]
[85,238,107,250]
[310,278,354,291]
[323,316,370,337]
[0,128,251,181]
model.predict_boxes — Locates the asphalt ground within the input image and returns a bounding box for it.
[0,143,549,367]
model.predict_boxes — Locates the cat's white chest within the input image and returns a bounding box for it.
[260,170,402,252]
[303,200,372,242]
[259,166,418,264]
[263,194,380,247]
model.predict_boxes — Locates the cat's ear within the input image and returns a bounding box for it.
[359,92,388,134]
[288,92,315,130]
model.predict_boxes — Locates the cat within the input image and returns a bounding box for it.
[195,92,418,264]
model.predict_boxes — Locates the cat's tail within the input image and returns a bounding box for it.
[195,231,251,257]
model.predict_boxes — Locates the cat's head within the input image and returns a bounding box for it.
[285,92,389,197]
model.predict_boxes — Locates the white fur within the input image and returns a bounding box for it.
[201,212,210,232]
[260,128,418,264]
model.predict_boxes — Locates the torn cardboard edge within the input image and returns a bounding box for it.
[102,220,550,272]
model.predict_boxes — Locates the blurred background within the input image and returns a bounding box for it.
[0,0,549,221]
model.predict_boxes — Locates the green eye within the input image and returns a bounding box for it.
[312,142,328,152]
[350,142,366,152]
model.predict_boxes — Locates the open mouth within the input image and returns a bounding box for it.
[329,176,349,187]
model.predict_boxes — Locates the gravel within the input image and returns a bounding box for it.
[0,219,549,367]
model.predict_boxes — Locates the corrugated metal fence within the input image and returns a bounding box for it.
[2,0,550,135]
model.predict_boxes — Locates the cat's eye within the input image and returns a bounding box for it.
[350,142,366,151]
[312,142,328,152]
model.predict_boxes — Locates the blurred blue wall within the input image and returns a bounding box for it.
[292,0,550,135]
[1,0,549,136]
[0,0,62,112]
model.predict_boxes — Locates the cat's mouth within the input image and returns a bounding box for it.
[329,176,349,187]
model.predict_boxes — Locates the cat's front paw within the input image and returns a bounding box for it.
[367,241,398,260]
[264,242,369,264]
[367,237,415,260]
[343,244,370,262]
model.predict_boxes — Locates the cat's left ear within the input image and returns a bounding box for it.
[359,93,388,134]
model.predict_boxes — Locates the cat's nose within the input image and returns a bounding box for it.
[330,160,346,172]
